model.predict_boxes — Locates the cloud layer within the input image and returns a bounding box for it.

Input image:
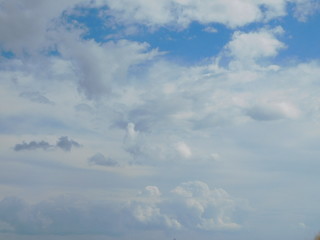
[0,181,242,235]
[1,1,320,240]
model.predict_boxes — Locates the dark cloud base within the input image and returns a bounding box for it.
[13,137,81,152]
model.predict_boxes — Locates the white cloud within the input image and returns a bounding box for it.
[127,181,242,231]
[103,0,174,28]
[0,180,247,236]
[1,2,320,239]
[225,27,285,65]
[139,186,162,198]
[126,122,138,140]
[170,181,241,230]
[172,0,262,28]
[97,0,297,29]
[203,26,218,33]
[175,142,192,158]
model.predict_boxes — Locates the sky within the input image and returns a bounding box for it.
[0,0,320,239]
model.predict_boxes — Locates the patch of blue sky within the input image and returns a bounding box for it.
[68,9,232,64]
[66,6,110,42]
[127,22,232,64]
[279,13,320,62]
[68,5,320,65]
[1,50,15,59]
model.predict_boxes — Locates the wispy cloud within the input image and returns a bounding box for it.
[19,91,54,105]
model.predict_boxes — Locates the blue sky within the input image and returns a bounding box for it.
[1,1,320,240]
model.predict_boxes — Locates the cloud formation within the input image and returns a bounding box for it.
[56,136,81,152]
[14,136,81,152]
[0,0,83,53]
[1,1,320,239]
[0,196,122,235]
[169,181,241,231]
[0,181,242,235]
[58,37,160,99]
[245,101,300,121]
[226,27,285,65]
[99,0,300,29]
[14,141,52,151]
[19,91,54,105]
[88,153,118,167]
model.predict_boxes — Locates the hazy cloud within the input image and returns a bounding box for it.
[19,91,53,105]
[293,0,320,21]
[88,153,118,167]
[0,0,84,53]
[59,37,160,99]
[246,102,300,121]
[175,142,192,158]
[0,196,123,235]
[0,181,242,235]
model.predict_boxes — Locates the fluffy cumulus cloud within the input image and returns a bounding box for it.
[169,181,241,231]
[224,27,286,68]
[0,181,242,235]
[98,0,305,29]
